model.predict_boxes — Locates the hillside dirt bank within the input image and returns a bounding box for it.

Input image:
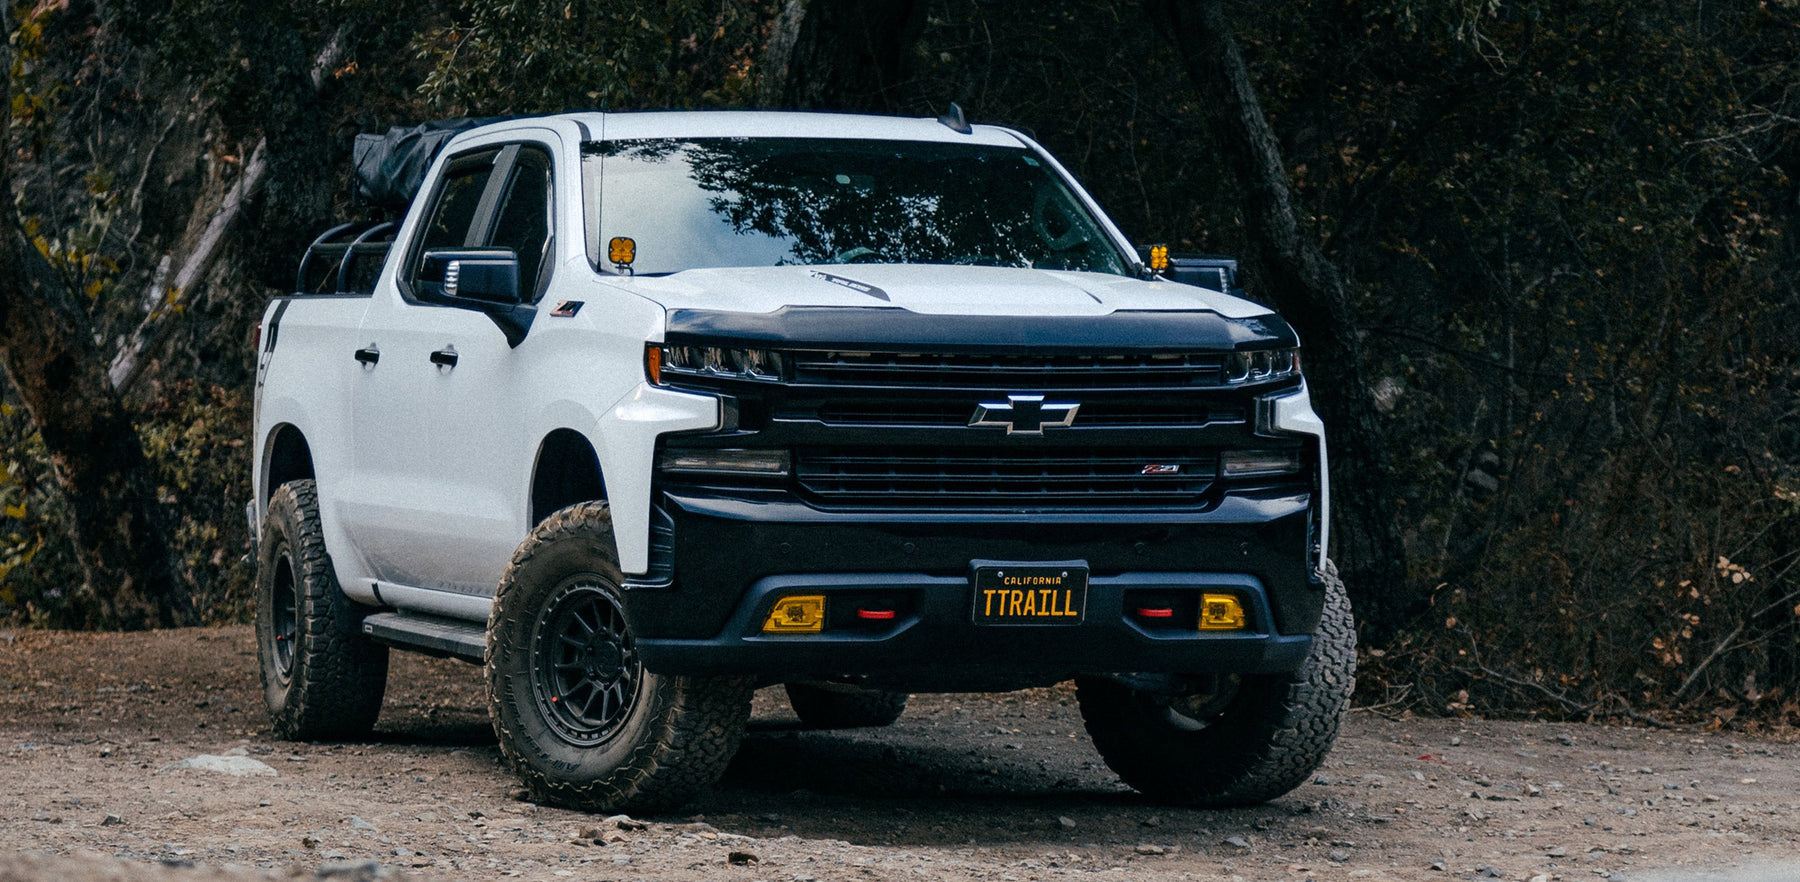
[1,626,1797,881]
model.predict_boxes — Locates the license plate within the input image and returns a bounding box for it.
[972,562,1088,625]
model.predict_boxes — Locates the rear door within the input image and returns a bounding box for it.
[342,141,557,596]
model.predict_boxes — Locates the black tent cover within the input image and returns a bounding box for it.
[352,118,500,209]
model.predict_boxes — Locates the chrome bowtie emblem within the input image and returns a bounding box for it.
[970,394,1080,435]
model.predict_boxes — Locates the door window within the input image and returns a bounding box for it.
[487,148,553,300]
[418,153,498,254]
[405,144,554,303]
[409,149,500,297]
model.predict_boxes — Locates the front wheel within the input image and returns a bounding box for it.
[1076,563,1355,806]
[487,502,753,813]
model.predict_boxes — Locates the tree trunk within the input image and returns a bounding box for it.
[757,0,810,108]
[774,0,926,112]
[1147,0,1413,636]
[0,10,194,629]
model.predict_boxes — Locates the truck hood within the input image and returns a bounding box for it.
[602,264,1273,321]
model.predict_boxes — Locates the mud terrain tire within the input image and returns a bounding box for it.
[785,682,908,729]
[255,479,389,740]
[1076,562,1355,806]
[487,501,753,812]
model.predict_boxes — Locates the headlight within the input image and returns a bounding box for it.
[1223,348,1300,384]
[650,343,785,384]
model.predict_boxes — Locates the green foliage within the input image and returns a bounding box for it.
[413,0,764,114]
[0,381,251,628]
[0,400,80,626]
[136,381,255,625]
[1203,0,1800,722]
[8,0,65,152]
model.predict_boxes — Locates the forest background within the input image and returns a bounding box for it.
[1,0,1797,726]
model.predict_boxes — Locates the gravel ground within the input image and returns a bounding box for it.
[2,626,1799,881]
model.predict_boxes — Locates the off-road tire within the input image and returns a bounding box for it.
[255,479,388,740]
[487,501,753,813]
[1076,561,1355,806]
[785,682,908,729]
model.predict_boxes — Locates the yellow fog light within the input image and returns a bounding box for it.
[1199,594,1247,631]
[762,595,825,634]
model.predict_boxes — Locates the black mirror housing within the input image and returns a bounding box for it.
[420,248,522,306]
[1136,248,1242,294]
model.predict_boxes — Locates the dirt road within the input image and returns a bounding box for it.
[2,626,1797,881]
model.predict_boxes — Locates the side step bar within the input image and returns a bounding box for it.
[362,612,486,664]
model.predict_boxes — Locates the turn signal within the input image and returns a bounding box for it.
[644,343,663,384]
[1199,594,1247,631]
[763,595,826,634]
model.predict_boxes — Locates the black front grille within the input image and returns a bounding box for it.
[808,399,1248,429]
[795,449,1217,508]
[791,350,1228,389]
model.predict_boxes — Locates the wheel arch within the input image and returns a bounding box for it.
[264,423,316,505]
[530,427,607,526]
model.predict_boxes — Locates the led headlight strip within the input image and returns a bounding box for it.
[647,343,785,384]
[1223,348,1300,384]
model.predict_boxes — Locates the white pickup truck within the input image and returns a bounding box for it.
[250,110,1353,812]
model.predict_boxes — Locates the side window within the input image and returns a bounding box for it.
[487,148,553,301]
[409,149,500,295]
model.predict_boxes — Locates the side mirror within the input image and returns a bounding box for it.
[1137,247,1241,294]
[420,248,521,306]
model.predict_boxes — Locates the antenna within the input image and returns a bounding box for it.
[937,102,972,135]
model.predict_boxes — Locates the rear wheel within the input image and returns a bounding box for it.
[254,479,388,740]
[487,501,753,812]
[785,682,908,729]
[1077,563,1355,806]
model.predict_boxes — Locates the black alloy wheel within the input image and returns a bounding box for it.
[533,579,642,746]
[269,553,299,679]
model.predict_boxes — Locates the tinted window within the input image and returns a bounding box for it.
[585,138,1127,277]
[489,151,552,299]
[420,157,495,253]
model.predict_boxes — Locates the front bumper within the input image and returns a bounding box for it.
[625,488,1324,683]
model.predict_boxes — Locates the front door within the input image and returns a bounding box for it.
[344,142,556,596]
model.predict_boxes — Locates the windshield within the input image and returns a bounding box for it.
[582,137,1128,276]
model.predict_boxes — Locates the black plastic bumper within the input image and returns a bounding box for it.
[624,488,1324,682]
[635,570,1313,682]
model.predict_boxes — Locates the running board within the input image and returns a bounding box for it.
[362,612,486,664]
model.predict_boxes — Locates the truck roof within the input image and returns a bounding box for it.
[470,110,1028,148]
[355,111,1037,209]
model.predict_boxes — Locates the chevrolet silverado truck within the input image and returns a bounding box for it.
[250,109,1354,812]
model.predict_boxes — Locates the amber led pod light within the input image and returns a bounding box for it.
[1199,594,1247,631]
[762,595,826,634]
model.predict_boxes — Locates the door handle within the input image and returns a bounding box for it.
[430,347,459,368]
[354,346,380,365]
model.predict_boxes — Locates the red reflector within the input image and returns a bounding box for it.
[856,608,897,620]
[1136,607,1175,619]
